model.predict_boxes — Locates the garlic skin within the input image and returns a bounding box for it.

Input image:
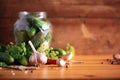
[113,53,120,61]
[56,59,66,67]
[62,53,72,61]
[29,54,38,66]
[28,40,48,66]
[37,53,48,64]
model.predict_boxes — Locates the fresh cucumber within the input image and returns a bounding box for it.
[18,56,28,66]
[0,62,7,67]
[0,52,14,64]
[53,48,66,57]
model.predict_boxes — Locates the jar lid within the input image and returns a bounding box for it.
[19,11,47,19]
[19,11,28,18]
[30,12,47,18]
[39,12,47,18]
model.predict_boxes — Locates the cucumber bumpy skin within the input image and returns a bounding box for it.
[0,62,7,67]
[46,48,66,59]
[27,15,48,31]
[0,52,14,64]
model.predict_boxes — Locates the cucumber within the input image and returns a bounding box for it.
[18,56,28,66]
[53,48,66,57]
[16,30,29,44]
[66,44,75,57]
[0,62,7,67]
[45,33,52,41]
[27,15,48,31]
[0,52,14,64]
[27,27,37,39]
[31,31,43,49]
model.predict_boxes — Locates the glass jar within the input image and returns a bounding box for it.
[14,11,52,52]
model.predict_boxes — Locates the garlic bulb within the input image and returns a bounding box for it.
[28,41,48,66]
[37,53,48,64]
[29,53,38,66]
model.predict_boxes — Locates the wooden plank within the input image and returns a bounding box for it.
[0,55,120,79]
[0,28,14,44]
[50,18,120,26]
[0,0,120,5]
[0,18,15,28]
[0,18,120,54]
[51,18,120,55]
[1,18,119,28]
[0,0,120,18]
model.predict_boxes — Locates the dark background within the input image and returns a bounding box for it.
[0,0,120,55]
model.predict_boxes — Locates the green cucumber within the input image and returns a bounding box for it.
[31,31,43,49]
[53,48,66,57]
[18,56,28,66]
[27,15,48,31]
[0,52,14,64]
[0,62,7,67]
[27,27,37,38]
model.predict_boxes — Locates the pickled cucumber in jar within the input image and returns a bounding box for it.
[14,11,52,51]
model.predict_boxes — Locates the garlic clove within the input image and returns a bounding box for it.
[37,53,48,64]
[29,54,38,66]
[56,59,66,67]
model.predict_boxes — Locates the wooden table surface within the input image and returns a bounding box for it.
[0,55,120,80]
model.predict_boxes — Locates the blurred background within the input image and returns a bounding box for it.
[0,0,120,55]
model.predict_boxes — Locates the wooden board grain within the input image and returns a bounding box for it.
[0,18,120,54]
[0,0,120,55]
[0,55,120,80]
[0,0,120,18]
